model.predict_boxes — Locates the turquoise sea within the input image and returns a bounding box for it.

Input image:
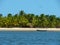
[0,31,60,45]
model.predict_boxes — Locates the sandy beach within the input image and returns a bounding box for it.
[0,28,60,31]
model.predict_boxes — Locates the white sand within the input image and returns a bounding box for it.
[0,28,60,31]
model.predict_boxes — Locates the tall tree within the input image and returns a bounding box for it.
[0,14,3,27]
[49,15,56,28]
[18,15,29,27]
[32,15,39,27]
[56,18,60,28]
[13,14,19,27]
[19,10,25,16]
[0,11,59,28]
[39,14,49,28]
[4,13,13,27]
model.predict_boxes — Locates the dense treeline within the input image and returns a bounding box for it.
[0,10,60,28]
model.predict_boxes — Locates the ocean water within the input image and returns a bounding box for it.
[0,31,60,45]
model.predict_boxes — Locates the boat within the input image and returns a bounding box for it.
[36,30,47,32]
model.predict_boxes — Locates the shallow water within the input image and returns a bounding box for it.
[0,31,60,45]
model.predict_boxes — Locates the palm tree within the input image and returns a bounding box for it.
[0,14,4,27]
[12,14,19,27]
[39,14,49,28]
[49,15,56,28]
[18,15,29,27]
[19,10,25,16]
[56,17,60,28]
[3,13,13,27]
[32,15,39,27]
[0,11,59,28]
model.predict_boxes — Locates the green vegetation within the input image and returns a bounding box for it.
[0,10,60,28]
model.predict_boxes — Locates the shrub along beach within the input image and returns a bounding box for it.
[0,10,60,28]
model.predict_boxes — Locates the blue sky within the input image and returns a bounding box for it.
[0,0,60,16]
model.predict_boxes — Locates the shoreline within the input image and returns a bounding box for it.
[0,28,60,31]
